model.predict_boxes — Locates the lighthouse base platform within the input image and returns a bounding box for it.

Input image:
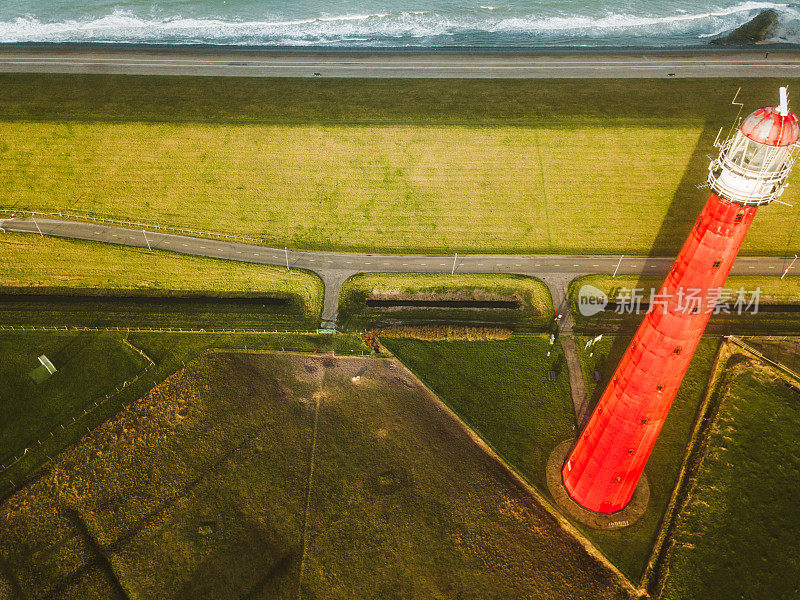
[546,439,649,530]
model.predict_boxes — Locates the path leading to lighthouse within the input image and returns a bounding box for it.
[560,338,590,430]
[6,215,796,428]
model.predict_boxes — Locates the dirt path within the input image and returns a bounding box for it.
[560,337,590,429]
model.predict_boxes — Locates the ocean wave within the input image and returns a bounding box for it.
[1,3,798,46]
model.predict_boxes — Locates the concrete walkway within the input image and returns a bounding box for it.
[319,270,357,329]
[540,273,575,335]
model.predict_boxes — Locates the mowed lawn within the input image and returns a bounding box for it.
[381,336,574,496]
[0,121,707,253]
[2,75,800,255]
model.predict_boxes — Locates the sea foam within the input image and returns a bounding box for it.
[0,2,798,46]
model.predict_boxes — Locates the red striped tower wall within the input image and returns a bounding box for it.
[562,192,757,513]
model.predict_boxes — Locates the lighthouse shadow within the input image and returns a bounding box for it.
[648,120,721,257]
[584,120,721,424]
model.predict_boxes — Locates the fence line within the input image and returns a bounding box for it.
[0,207,273,247]
[0,325,316,334]
[0,363,154,478]
[121,338,155,366]
[726,335,800,382]
[0,332,372,485]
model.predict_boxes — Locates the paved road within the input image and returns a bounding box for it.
[2,217,797,327]
[0,47,798,78]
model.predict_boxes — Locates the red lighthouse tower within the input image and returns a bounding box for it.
[562,89,800,514]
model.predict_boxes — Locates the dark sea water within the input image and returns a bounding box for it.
[1,1,799,47]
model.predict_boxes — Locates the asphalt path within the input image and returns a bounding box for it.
[2,217,796,328]
[0,47,798,78]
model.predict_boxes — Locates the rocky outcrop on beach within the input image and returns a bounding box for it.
[710,9,781,45]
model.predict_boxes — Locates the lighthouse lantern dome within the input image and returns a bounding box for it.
[707,87,800,206]
[740,106,799,147]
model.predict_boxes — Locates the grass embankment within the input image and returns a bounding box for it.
[0,233,323,329]
[660,367,800,600]
[338,272,553,332]
[0,351,627,599]
[385,335,720,581]
[570,274,800,334]
[0,331,371,498]
[1,75,799,255]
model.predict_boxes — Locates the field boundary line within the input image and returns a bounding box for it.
[726,335,800,383]
[0,325,314,334]
[297,389,322,599]
[121,338,155,366]
[386,349,642,596]
[639,338,732,591]
[0,360,154,482]
[0,208,271,246]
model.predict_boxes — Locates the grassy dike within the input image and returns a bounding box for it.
[1,75,799,255]
[337,272,553,331]
[0,233,323,329]
[570,274,800,334]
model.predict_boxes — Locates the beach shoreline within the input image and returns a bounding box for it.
[1,41,800,55]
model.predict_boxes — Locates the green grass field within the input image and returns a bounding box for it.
[384,335,720,581]
[659,367,800,600]
[0,331,371,499]
[0,351,627,599]
[1,75,799,255]
[380,336,574,492]
[0,332,148,467]
[338,272,553,331]
[0,233,322,325]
